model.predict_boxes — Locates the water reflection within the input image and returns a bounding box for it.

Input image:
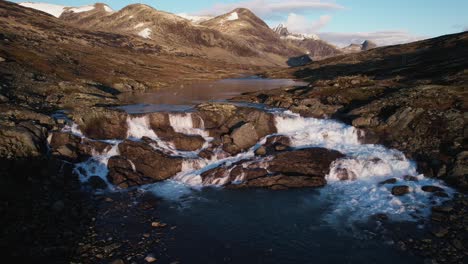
[117,77,307,113]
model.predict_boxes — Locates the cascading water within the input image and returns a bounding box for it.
[67,109,454,223]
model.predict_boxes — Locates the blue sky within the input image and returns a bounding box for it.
[12,0,468,47]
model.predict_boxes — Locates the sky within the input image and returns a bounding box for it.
[12,0,468,47]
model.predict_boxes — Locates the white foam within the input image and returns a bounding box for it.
[126,115,158,140]
[274,111,453,222]
[74,142,120,189]
[169,113,209,138]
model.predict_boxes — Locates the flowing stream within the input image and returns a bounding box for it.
[62,78,453,263]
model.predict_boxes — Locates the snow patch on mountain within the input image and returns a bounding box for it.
[138,28,152,39]
[227,12,239,21]
[19,2,67,18]
[103,5,113,13]
[68,5,95,14]
[177,13,213,24]
[273,24,320,41]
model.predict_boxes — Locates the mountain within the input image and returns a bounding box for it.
[272,24,320,41]
[19,2,113,17]
[200,8,304,61]
[272,24,342,60]
[0,0,274,111]
[58,4,302,66]
[342,40,378,53]
[361,40,377,50]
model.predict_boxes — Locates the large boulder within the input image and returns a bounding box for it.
[229,175,326,190]
[201,147,344,189]
[0,122,48,159]
[107,156,148,188]
[49,132,112,162]
[268,148,345,177]
[116,140,182,182]
[230,122,259,150]
[146,112,205,151]
[73,107,128,140]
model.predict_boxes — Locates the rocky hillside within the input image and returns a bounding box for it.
[54,4,305,66]
[342,40,378,53]
[272,24,343,60]
[234,31,468,191]
[200,8,304,63]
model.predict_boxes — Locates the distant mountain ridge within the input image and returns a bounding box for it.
[342,40,378,53]
[272,24,343,60]
[17,2,351,65]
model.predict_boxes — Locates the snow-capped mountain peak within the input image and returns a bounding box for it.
[18,2,114,18]
[273,24,320,41]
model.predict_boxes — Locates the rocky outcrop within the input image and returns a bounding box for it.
[201,147,344,189]
[107,140,182,187]
[0,122,48,159]
[49,132,112,162]
[197,103,276,154]
[287,55,312,67]
[73,107,128,140]
[268,148,344,177]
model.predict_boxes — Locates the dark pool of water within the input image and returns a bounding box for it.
[148,183,423,264]
[117,78,306,113]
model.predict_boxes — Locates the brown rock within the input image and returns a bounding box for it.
[230,174,326,189]
[74,108,128,140]
[269,148,344,177]
[171,134,205,151]
[421,186,445,193]
[391,185,410,196]
[379,178,398,185]
[118,140,182,182]
[230,122,259,150]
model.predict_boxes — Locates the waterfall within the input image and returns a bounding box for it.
[169,113,210,138]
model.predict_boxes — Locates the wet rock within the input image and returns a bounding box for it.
[269,148,344,177]
[171,134,205,151]
[431,226,449,238]
[0,56,5,62]
[230,174,326,189]
[118,140,182,182]
[73,107,128,140]
[403,175,419,182]
[151,222,167,228]
[255,146,267,156]
[334,168,357,181]
[230,122,259,150]
[421,186,445,193]
[263,135,291,153]
[0,94,8,103]
[49,132,112,162]
[145,254,157,263]
[379,178,398,185]
[391,185,410,196]
[107,156,143,188]
[87,176,107,190]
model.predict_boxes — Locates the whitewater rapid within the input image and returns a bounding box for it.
[66,110,454,223]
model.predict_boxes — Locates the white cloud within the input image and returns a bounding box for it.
[197,0,344,17]
[285,13,331,34]
[318,30,427,47]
